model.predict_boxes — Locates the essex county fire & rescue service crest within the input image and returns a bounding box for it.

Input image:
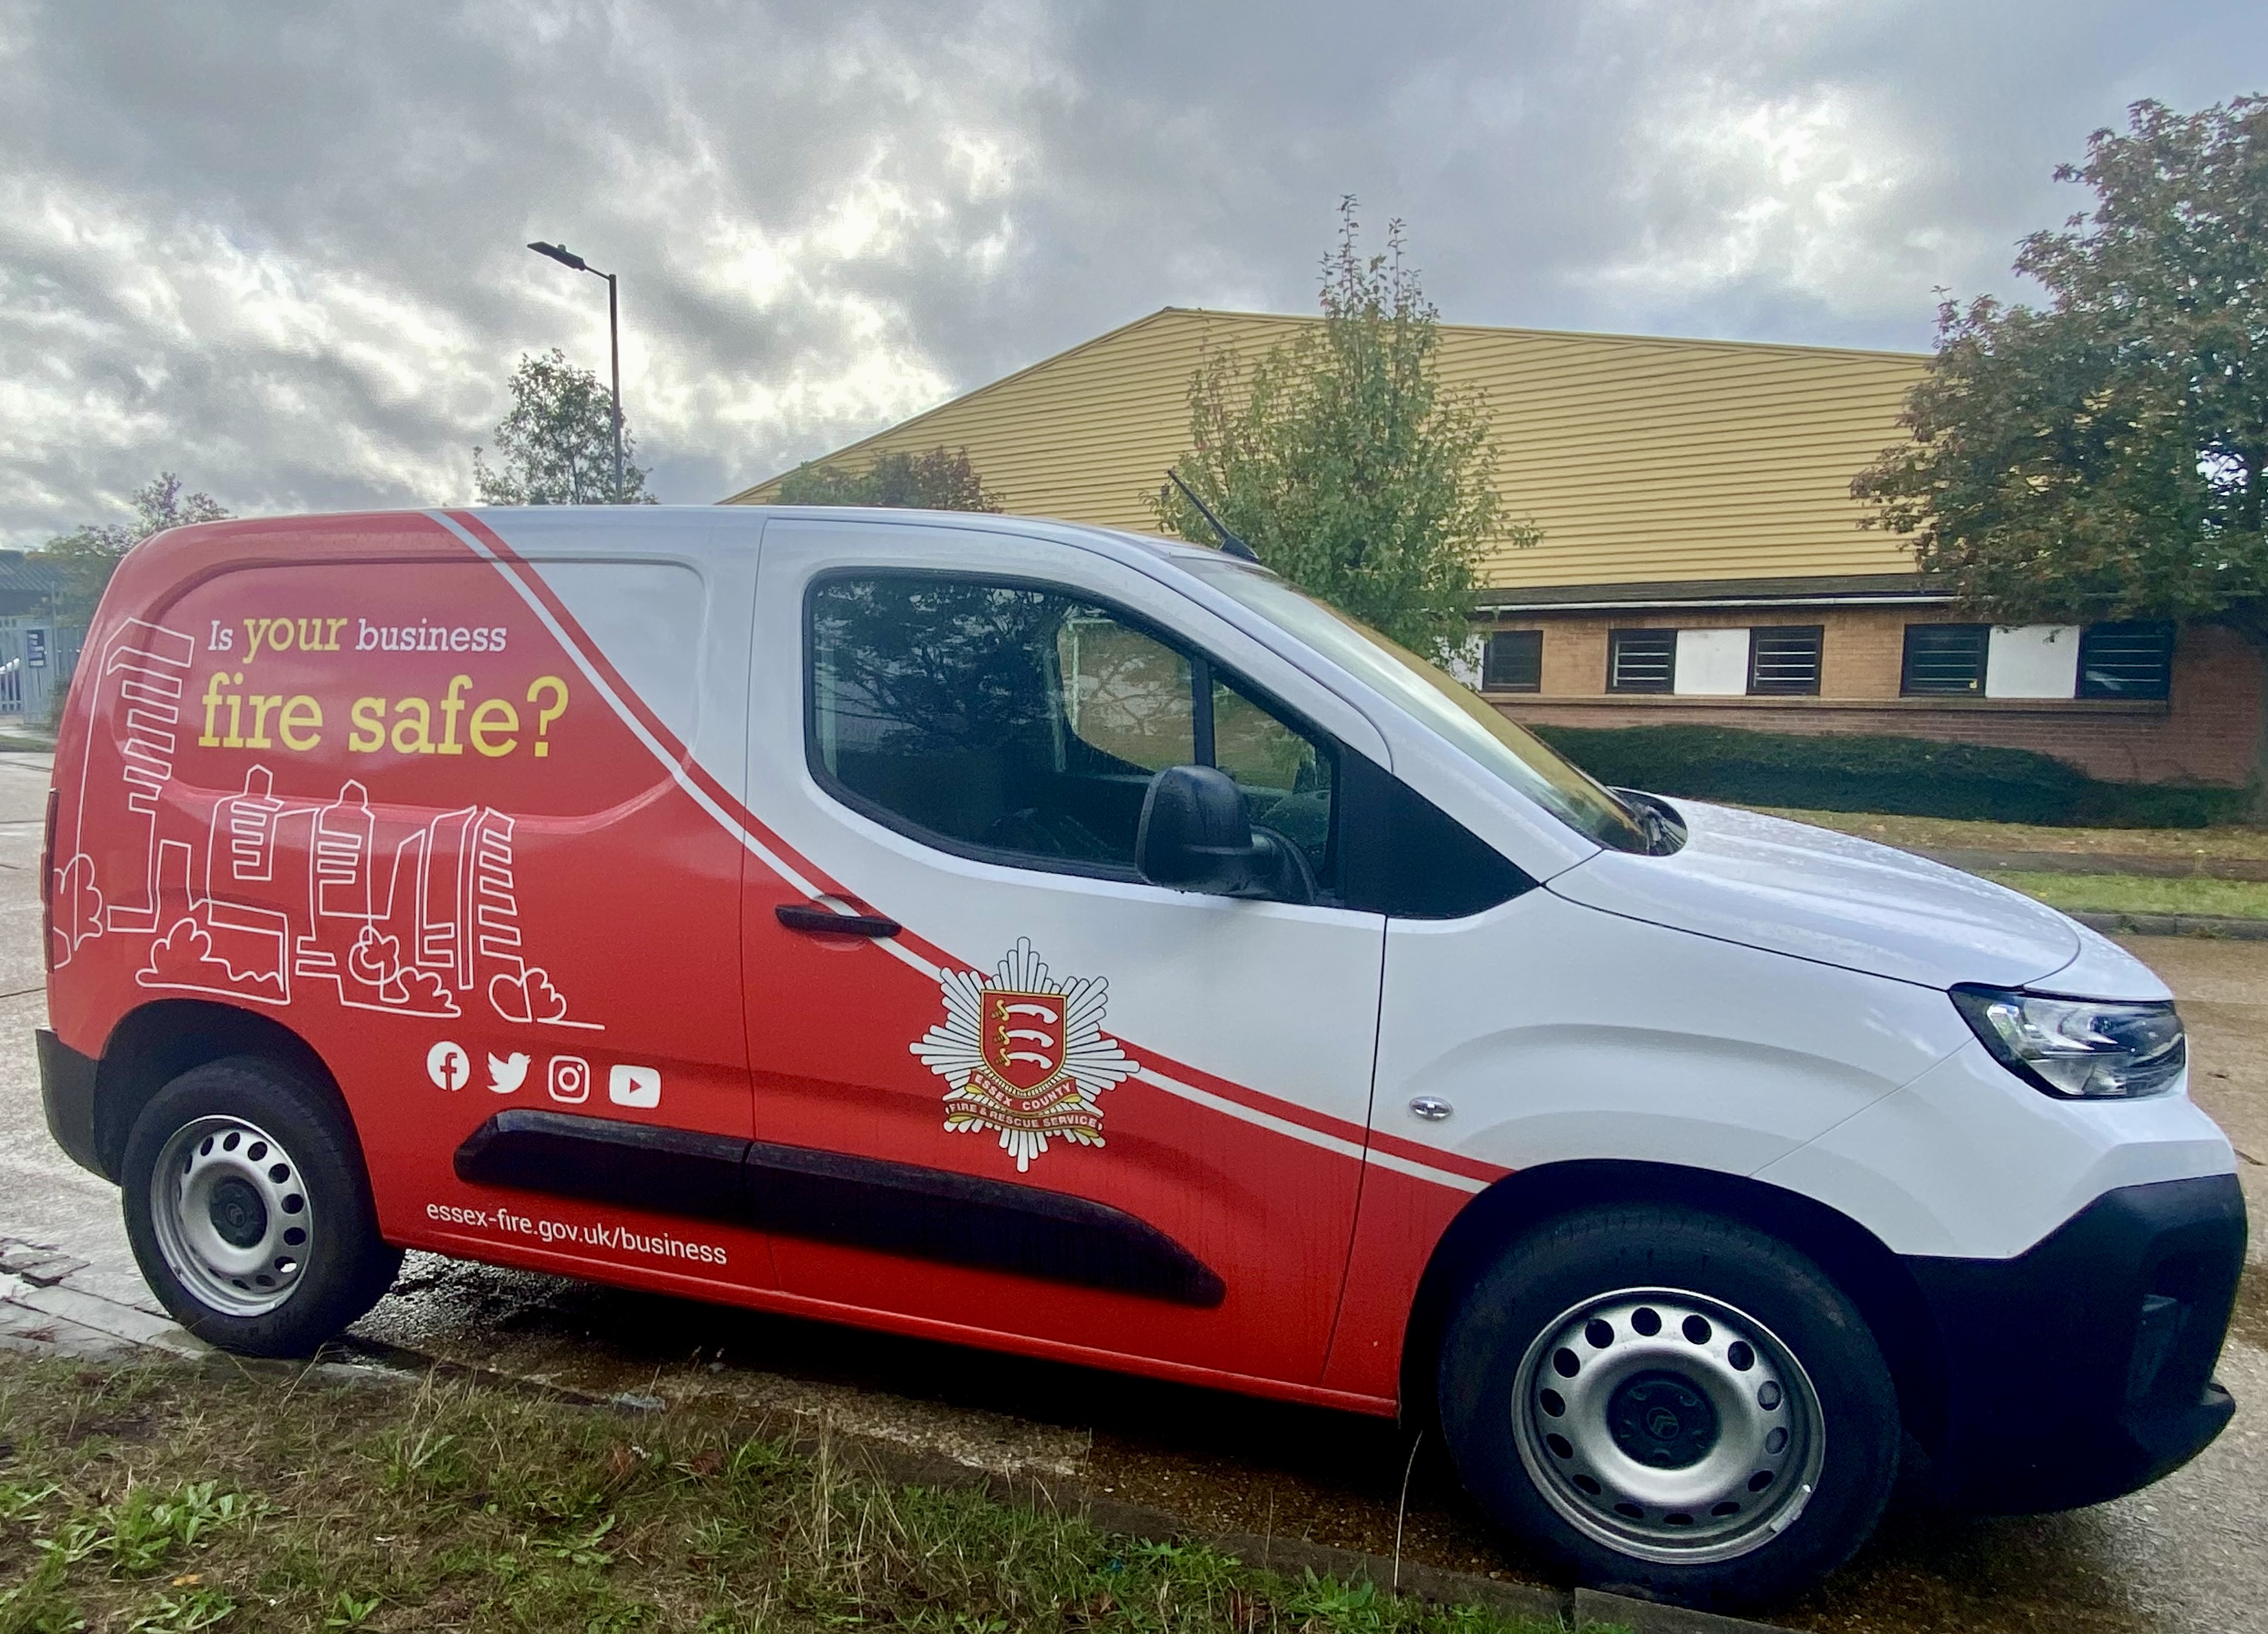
[910,938,1138,1171]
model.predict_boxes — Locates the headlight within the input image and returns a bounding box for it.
[1950,985,2186,1100]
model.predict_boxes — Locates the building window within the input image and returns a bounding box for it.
[1482,629,1542,692]
[1747,626,1823,696]
[2078,622,2174,700]
[1607,628,1676,693]
[1901,624,1989,695]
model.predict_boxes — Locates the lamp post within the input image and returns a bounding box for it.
[527,241,622,500]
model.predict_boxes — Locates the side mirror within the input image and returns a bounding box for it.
[1136,765,1261,893]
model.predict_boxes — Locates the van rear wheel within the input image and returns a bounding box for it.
[1437,1204,1898,1611]
[123,1056,401,1357]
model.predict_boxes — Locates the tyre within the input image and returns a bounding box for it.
[122,1055,402,1357]
[1437,1204,1898,1611]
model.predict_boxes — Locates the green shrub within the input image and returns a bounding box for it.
[1530,723,2253,829]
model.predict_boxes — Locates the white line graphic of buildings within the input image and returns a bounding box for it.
[54,619,597,1030]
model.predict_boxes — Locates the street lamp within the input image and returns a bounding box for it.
[527,241,623,500]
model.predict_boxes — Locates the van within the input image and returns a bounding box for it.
[38,505,2243,1609]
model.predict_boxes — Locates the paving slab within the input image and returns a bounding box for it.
[0,1303,143,1360]
[0,1266,206,1356]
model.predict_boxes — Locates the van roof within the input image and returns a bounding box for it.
[717,504,1231,567]
[140,504,1236,573]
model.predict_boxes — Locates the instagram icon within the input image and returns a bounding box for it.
[547,1055,591,1103]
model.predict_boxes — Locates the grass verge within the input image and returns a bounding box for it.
[1981,871,2268,919]
[0,1355,1583,1634]
[1747,808,2268,862]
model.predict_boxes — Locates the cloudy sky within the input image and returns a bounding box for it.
[1,0,2263,547]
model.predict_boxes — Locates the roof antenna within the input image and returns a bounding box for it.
[1166,469,1259,562]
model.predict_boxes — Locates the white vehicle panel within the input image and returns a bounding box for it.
[1371,888,1972,1181]
[1756,1042,2235,1257]
[2039,917,2175,1002]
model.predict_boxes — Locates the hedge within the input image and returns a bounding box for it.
[1529,723,2253,829]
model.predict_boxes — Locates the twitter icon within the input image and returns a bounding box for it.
[487,1052,531,1094]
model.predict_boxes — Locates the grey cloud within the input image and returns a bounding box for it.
[1,0,2263,545]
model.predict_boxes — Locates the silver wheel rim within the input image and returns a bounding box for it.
[148,1115,314,1318]
[1511,1287,1825,1564]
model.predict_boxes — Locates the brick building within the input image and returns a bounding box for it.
[727,308,2260,791]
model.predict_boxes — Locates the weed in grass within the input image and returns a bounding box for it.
[28,1481,255,1579]
[0,1550,81,1634]
[1291,1570,1391,1624]
[531,1511,619,1567]
[35,1518,106,1569]
[0,1486,58,1527]
[123,1584,235,1631]
[320,1588,381,1629]
[375,1422,466,1494]
[106,1484,252,1572]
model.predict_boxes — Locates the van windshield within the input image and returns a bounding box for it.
[1182,559,1652,854]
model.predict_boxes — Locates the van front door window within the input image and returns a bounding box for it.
[807,573,1335,887]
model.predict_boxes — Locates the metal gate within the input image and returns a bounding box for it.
[0,617,80,724]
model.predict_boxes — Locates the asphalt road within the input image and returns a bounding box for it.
[3,746,2262,1633]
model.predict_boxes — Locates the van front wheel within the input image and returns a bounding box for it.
[123,1056,401,1356]
[1437,1204,1898,1611]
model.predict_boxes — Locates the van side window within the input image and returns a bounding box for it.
[806,573,1335,888]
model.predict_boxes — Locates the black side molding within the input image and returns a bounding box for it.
[455,1111,749,1224]
[738,1138,1224,1306]
[453,1109,1225,1307]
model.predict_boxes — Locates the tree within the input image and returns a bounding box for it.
[42,473,230,621]
[473,349,654,504]
[1148,201,1529,661]
[774,446,1004,511]
[1853,96,2268,806]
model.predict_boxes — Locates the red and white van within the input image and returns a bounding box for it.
[38,505,2244,1608]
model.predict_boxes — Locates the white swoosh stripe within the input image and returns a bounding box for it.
[428,513,959,983]
[1362,1145,1490,1194]
[429,513,815,890]
[1132,1066,1367,1161]
[1134,1066,1486,1192]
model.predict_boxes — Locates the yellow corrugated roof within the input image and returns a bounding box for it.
[723,307,1927,588]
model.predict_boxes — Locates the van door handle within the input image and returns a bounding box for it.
[775,902,901,938]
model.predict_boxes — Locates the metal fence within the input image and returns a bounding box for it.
[0,617,82,725]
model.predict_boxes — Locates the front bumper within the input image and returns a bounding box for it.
[37,1026,109,1181]
[1906,1172,2244,1513]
